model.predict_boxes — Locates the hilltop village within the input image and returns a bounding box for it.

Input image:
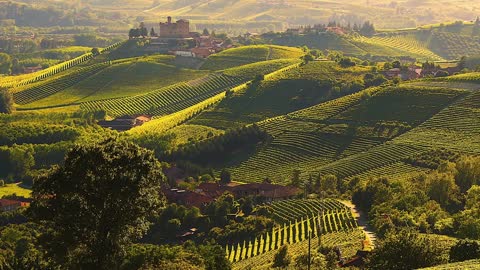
[129,17,233,58]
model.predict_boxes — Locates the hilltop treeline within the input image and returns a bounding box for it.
[164,125,270,165]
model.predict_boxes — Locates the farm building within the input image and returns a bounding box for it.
[98,115,152,131]
[0,199,23,212]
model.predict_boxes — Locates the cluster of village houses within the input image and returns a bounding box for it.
[144,16,233,58]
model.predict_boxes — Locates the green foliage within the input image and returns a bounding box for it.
[360,21,376,37]
[220,169,232,184]
[364,73,387,87]
[426,172,461,211]
[455,156,480,193]
[167,125,269,166]
[30,137,166,269]
[369,230,446,270]
[147,204,201,242]
[0,88,14,114]
[404,148,460,169]
[122,243,204,270]
[209,216,274,245]
[0,53,12,74]
[0,224,50,269]
[273,244,291,268]
[449,239,480,263]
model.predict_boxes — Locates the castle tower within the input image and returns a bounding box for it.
[159,16,190,38]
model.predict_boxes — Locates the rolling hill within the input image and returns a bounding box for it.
[200,45,305,70]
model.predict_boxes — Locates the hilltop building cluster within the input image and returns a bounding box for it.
[143,16,233,58]
[163,182,301,208]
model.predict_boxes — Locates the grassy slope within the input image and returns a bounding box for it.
[167,124,224,147]
[0,184,31,198]
[223,82,470,184]
[86,59,300,118]
[21,56,207,109]
[189,61,369,130]
[419,260,480,270]
[200,45,304,71]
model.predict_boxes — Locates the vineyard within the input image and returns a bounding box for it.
[393,90,480,154]
[223,82,472,183]
[22,57,207,109]
[225,199,358,263]
[188,61,370,130]
[270,199,352,224]
[232,229,365,270]
[13,62,111,105]
[200,45,304,70]
[0,41,123,90]
[429,31,480,60]
[352,33,444,61]
[344,161,430,182]
[334,86,467,125]
[82,59,299,117]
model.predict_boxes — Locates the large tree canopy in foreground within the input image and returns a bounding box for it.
[30,137,166,269]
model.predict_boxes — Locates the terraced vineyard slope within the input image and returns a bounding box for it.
[82,59,299,117]
[200,45,304,70]
[227,83,466,184]
[189,61,371,130]
[225,199,358,263]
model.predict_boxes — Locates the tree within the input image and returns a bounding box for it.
[360,21,375,36]
[30,137,166,269]
[435,70,449,77]
[0,53,12,74]
[455,156,480,193]
[220,169,232,184]
[273,244,291,268]
[302,54,315,64]
[129,28,141,39]
[91,47,100,56]
[449,239,480,262]
[426,172,461,210]
[290,169,302,187]
[150,27,157,37]
[392,60,401,69]
[466,185,480,209]
[0,88,14,114]
[0,224,50,269]
[339,57,356,67]
[139,22,148,37]
[369,230,445,270]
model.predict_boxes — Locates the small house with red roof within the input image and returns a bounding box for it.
[0,199,23,212]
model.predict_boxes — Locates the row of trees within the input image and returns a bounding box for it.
[165,125,270,166]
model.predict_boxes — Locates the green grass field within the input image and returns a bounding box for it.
[0,184,32,198]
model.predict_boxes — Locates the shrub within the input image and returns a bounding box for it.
[449,239,480,262]
[0,88,14,114]
[273,244,291,268]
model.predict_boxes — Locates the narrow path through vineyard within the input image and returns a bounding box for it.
[341,200,376,249]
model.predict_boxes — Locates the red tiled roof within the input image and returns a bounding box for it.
[0,199,22,207]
